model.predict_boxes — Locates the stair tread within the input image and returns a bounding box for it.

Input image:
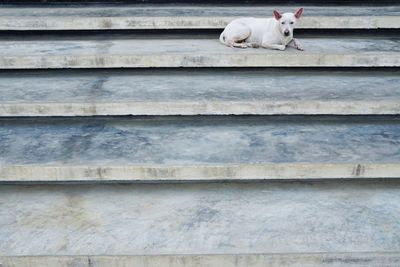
[1,117,400,181]
[1,5,399,29]
[1,182,400,256]
[2,116,399,165]
[1,70,399,116]
[1,37,399,68]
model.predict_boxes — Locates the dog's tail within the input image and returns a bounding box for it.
[219,31,227,46]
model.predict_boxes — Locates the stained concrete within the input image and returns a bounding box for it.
[0,116,399,165]
[0,38,399,68]
[1,181,400,256]
[0,70,399,116]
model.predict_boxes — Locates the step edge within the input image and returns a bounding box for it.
[2,251,400,267]
[1,53,399,69]
[1,163,399,182]
[1,100,400,116]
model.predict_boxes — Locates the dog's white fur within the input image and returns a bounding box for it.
[219,8,304,50]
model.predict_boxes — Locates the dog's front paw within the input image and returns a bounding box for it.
[296,44,304,51]
[293,39,304,51]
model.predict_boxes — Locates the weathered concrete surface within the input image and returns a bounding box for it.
[0,6,399,30]
[1,181,400,256]
[2,253,400,267]
[0,38,399,68]
[1,70,400,116]
[1,116,400,165]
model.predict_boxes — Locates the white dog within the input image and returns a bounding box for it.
[219,8,304,51]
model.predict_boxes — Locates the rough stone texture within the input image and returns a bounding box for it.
[1,181,400,256]
[0,38,399,68]
[0,69,399,116]
[2,253,400,267]
[1,116,400,165]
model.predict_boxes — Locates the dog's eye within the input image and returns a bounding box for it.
[290,22,294,25]
[281,22,285,25]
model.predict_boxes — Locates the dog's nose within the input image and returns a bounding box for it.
[284,30,290,36]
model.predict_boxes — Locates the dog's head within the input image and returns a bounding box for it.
[273,8,303,38]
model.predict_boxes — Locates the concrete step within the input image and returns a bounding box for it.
[0,37,399,69]
[1,69,399,116]
[1,5,399,30]
[2,253,400,267]
[1,181,400,257]
[1,116,400,182]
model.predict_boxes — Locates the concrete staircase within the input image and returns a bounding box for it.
[0,1,400,266]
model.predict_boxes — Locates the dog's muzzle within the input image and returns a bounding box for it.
[284,30,290,37]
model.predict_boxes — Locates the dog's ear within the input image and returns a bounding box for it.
[273,10,282,20]
[294,8,304,19]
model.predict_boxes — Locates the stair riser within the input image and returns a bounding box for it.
[1,54,398,69]
[1,164,399,183]
[2,101,400,116]
[2,253,400,267]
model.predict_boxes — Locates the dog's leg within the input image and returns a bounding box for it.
[288,38,304,51]
[231,42,250,48]
[223,22,251,48]
[247,42,260,48]
[261,43,286,51]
